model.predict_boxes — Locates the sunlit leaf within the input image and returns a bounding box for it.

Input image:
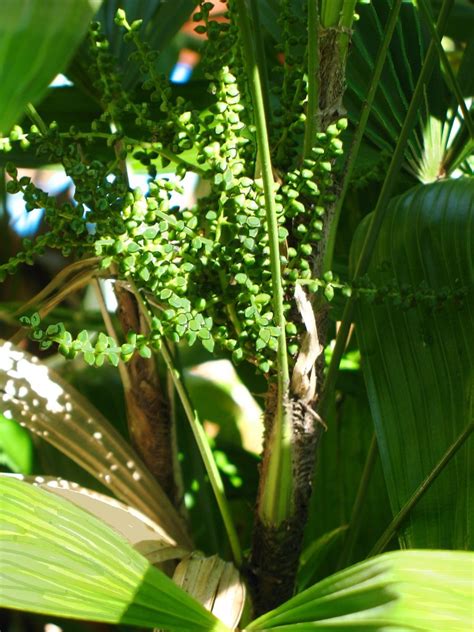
[2,474,188,565]
[246,550,473,631]
[0,476,230,631]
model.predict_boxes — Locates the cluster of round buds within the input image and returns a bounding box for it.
[270,2,308,166]
[1,5,355,378]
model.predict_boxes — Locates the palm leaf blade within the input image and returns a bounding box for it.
[350,178,473,549]
[246,550,473,630]
[0,477,229,631]
[0,0,102,132]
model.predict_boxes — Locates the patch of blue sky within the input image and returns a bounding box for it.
[9,168,198,238]
[170,62,193,84]
[49,74,73,88]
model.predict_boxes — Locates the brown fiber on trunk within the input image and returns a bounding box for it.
[115,284,181,508]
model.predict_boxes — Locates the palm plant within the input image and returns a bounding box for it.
[0,0,472,630]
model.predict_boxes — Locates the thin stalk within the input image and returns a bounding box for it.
[318,0,454,421]
[160,340,242,566]
[249,1,271,125]
[9,270,97,345]
[13,257,100,317]
[443,119,474,175]
[337,433,378,570]
[0,165,6,220]
[418,0,474,141]
[447,37,474,134]
[368,422,473,557]
[323,0,403,273]
[303,0,320,157]
[236,0,292,524]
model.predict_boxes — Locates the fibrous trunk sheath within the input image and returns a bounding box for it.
[115,285,182,508]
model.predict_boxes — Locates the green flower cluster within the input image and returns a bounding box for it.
[1,5,347,372]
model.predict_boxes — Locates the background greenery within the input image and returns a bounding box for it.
[0,0,472,630]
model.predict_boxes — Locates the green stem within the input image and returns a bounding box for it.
[161,341,242,566]
[318,0,454,421]
[249,1,271,125]
[303,0,320,157]
[25,103,49,135]
[368,422,473,558]
[320,0,343,28]
[338,0,357,61]
[337,433,378,570]
[236,0,292,524]
[323,0,403,273]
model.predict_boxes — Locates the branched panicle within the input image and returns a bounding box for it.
[3,4,457,373]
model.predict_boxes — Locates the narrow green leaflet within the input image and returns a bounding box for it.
[0,0,103,132]
[350,179,473,549]
[297,526,347,591]
[0,477,230,631]
[246,550,473,630]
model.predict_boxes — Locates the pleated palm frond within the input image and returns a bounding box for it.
[350,178,473,549]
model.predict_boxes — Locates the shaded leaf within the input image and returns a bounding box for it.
[0,0,102,132]
[345,0,450,178]
[350,179,474,549]
[304,371,392,577]
[297,526,348,591]
[173,554,246,630]
[0,413,33,473]
[70,0,195,93]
